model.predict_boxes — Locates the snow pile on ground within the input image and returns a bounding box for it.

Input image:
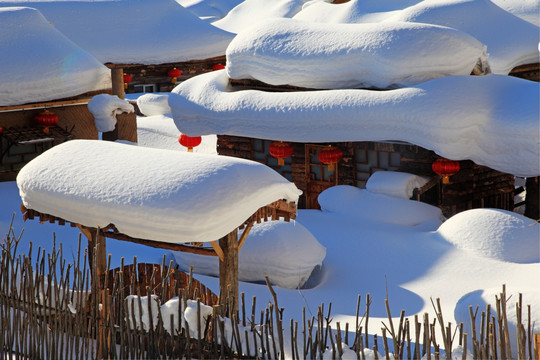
[365,171,430,200]
[212,0,308,34]
[318,185,444,227]
[0,0,234,64]
[137,114,217,153]
[177,0,244,22]
[0,7,111,106]
[172,220,326,289]
[454,286,540,358]
[17,140,301,243]
[437,209,540,263]
[125,295,159,331]
[294,0,539,74]
[88,94,134,132]
[226,18,488,89]
[170,71,539,177]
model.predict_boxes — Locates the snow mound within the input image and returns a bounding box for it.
[0,7,111,106]
[366,171,430,199]
[125,295,159,331]
[318,185,444,227]
[170,71,539,177]
[491,0,540,26]
[0,0,235,64]
[226,18,488,89]
[88,94,134,132]
[17,140,301,243]
[137,94,171,116]
[172,220,326,289]
[454,286,540,359]
[438,209,540,263]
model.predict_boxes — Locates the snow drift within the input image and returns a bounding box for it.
[17,140,301,243]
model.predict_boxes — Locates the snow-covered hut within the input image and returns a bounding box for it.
[0,7,112,181]
[168,16,540,217]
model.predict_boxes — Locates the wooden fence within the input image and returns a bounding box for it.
[1,225,538,359]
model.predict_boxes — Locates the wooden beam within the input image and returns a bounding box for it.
[238,219,255,251]
[209,241,224,262]
[218,229,239,315]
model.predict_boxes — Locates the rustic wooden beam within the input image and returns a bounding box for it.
[238,219,255,251]
[219,228,239,315]
[209,241,224,262]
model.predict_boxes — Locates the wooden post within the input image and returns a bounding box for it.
[218,228,239,315]
[534,333,540,360]
[103,67,123,141]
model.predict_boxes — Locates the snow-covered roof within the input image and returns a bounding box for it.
[169,70,540,177]
[0,0,235,65]
[293,0,540,74]
[17,140,301,243]
[0,7,111,107]
[226,18,488,89]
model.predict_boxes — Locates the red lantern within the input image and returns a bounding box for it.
[168,68,182,83]
[432,158,460,184]
[212,64,225,71]
[34,110,58,134]
[269,141,293,166]
[0,126,3,135]
[178,134,202,152]
[123,73,132,89]
[318,145,343,172]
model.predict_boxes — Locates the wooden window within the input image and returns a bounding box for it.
[251,139,293,181]
[354,143,401,188]
[133,84,156,93]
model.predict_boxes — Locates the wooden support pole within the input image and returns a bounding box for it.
[103,67,123,141]
[534,333,540,360]
[219,228,239,315]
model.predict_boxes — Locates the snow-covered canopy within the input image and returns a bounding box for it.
[17,140,301,243]
[0,0,234,65]
[490,0,540,26]
[176,0,244,22]
[226,18,488,89]
[0,7,111,106]
[169,70,539,177]
[293,0,539,74]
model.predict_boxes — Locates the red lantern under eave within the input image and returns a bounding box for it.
[212,64,225,71]
[34,110,58,134]
[168,68,182,83]
[178,134,202,152]
[123,73,132,89]
[269,141,293,166]
[432,158,460,184]
[318,145,343,172]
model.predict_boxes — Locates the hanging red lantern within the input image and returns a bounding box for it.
[168,68,182,83]
[318,145,343,172]
[212,64,225,71]
[432,158,460,184]
[269,141,293,166]
[123,73,132,89]
[34,110,58,134]
[178,134,202,152]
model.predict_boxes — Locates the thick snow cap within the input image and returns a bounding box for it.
[226,18,488,89]
[170,71,539,177]
[0,0,234,64]
[17,140,301,243]
[0,7,111,106]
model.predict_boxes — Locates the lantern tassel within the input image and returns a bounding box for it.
[278,158,284,166]
[442,175,450,184]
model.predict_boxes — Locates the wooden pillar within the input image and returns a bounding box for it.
[524,176,539,220]
[218,228,239,315]
[534,333,540,360]
[103,67,123,141]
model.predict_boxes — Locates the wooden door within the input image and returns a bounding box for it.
[305,144,338,209]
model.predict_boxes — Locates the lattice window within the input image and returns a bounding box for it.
[251,139,293,181]
[354,144,401,188]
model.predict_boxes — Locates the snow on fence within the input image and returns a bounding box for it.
[1,225,538,359]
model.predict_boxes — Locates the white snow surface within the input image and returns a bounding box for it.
[169,71,540,177]
[365,171,430,200]
[212,0,308,34]
[137,94,171,116]
[172,219,326,289]
[16,140,301,243]
[0,7,111,106]
[125,295,159,331]
[491,0,540,26]
[88,94,134,132]
[176,0,244,22]
[437,208,540,263]
[226,18,488,89]
[0,0,235,64]
[294,0,540,75]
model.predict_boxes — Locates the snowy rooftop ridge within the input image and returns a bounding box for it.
[226,18,489,89]
[169,71,540,177]
[0,7,111,106]
[17,140,302,243]
[0,0,235,65]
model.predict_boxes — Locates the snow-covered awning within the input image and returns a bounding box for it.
[226,18,488,89]
[0,0,235,65]
[0,7,111,107]
[169,71,540,177]
[17,140,302,243]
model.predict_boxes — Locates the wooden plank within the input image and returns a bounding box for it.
[209,241,225,262]
[238,219,255,251]
[535,333,540,360]
[218,229,239,315]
